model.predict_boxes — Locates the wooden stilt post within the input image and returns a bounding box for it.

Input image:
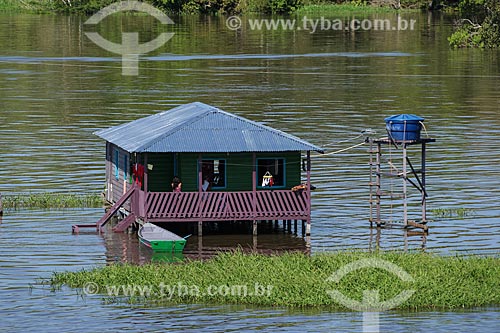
[0,193,3,217]
[404,228,408,252]
[402,143,408,227]
[375,226,381,250]
[198,221,203,237]
[421,142,427,222]
[252,152,257,236]
[376,142,381,226]
[302,219,305,237]
[144,153,148,193]
[287,220,292,234]
[306,151,312,236]
[282,220,286,233]
[198,233,203,259]
[369,139,374,227]
[198,153,203,237]
[294,219,298,235]
[305,230,311,250]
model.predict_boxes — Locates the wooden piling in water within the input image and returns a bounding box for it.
[0,193,3,216]
[198,221,203,237]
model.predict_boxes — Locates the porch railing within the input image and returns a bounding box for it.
[136,190,310,222]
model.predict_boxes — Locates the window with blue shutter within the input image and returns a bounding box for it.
[114,150,119,180]
[124,155,128,182]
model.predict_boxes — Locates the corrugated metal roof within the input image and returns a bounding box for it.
[94,102,323,153]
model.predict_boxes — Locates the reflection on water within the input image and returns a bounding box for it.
[100,221,311,264]
[368,226,428,252]
[1,209,498,332]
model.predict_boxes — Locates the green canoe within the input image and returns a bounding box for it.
[138,223,187,252]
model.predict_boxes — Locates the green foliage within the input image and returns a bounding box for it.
[47,0,117,13]
[48,251,500,309]
[458,0,488,21]
[431,207,476,219]
[450,0,500,48]
[296,2,402,15]
[150,0,185,13]
[269,0,303,13]
[0,0,56,12]
[0,0,432,14]
[0,0,18,11]
[2,193,103,210]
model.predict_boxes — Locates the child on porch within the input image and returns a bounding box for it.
[171,176,182,192]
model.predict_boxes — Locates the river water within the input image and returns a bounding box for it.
[0,11,499,332]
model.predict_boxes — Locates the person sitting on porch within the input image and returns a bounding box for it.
[171,176,182,192]
[202,175,212,192]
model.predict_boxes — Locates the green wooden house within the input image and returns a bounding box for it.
[91,102,323,235]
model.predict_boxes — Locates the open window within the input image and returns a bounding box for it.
[257,158,285,188]
[201,159,226,189]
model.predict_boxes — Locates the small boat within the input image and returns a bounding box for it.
[138,223,187,252]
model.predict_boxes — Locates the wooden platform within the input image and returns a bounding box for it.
[372,137,436,145]
[144,190,309,222]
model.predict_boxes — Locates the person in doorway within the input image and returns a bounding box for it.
[202,175,212,192]
[171,176,182,192]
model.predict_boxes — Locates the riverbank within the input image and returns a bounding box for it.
[49,251,500,309]
[0,0,430,14]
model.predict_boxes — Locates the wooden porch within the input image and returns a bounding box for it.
[75,150,314,235]
[74,186,311,235]
[140,189,310,222]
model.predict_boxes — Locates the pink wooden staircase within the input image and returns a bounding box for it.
[72,186,136,233]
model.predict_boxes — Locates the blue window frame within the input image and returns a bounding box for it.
[199,159,226,190]
[123,155,128,182]
[114,150,119,180]
[257,158,286,188]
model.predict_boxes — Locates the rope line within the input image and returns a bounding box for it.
[315,141,367,157]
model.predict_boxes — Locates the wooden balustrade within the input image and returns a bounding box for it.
[138,190,309,222]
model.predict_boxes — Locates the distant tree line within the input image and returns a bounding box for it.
[448,0,500,48]
[15,0,433,14]
[5,0,499,47]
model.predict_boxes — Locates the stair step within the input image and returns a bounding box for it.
[96,186,136,228]
[113,213,136,233]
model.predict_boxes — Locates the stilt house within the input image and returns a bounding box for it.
[92,102,323,233]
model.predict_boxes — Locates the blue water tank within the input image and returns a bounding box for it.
[384,114,425,141]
